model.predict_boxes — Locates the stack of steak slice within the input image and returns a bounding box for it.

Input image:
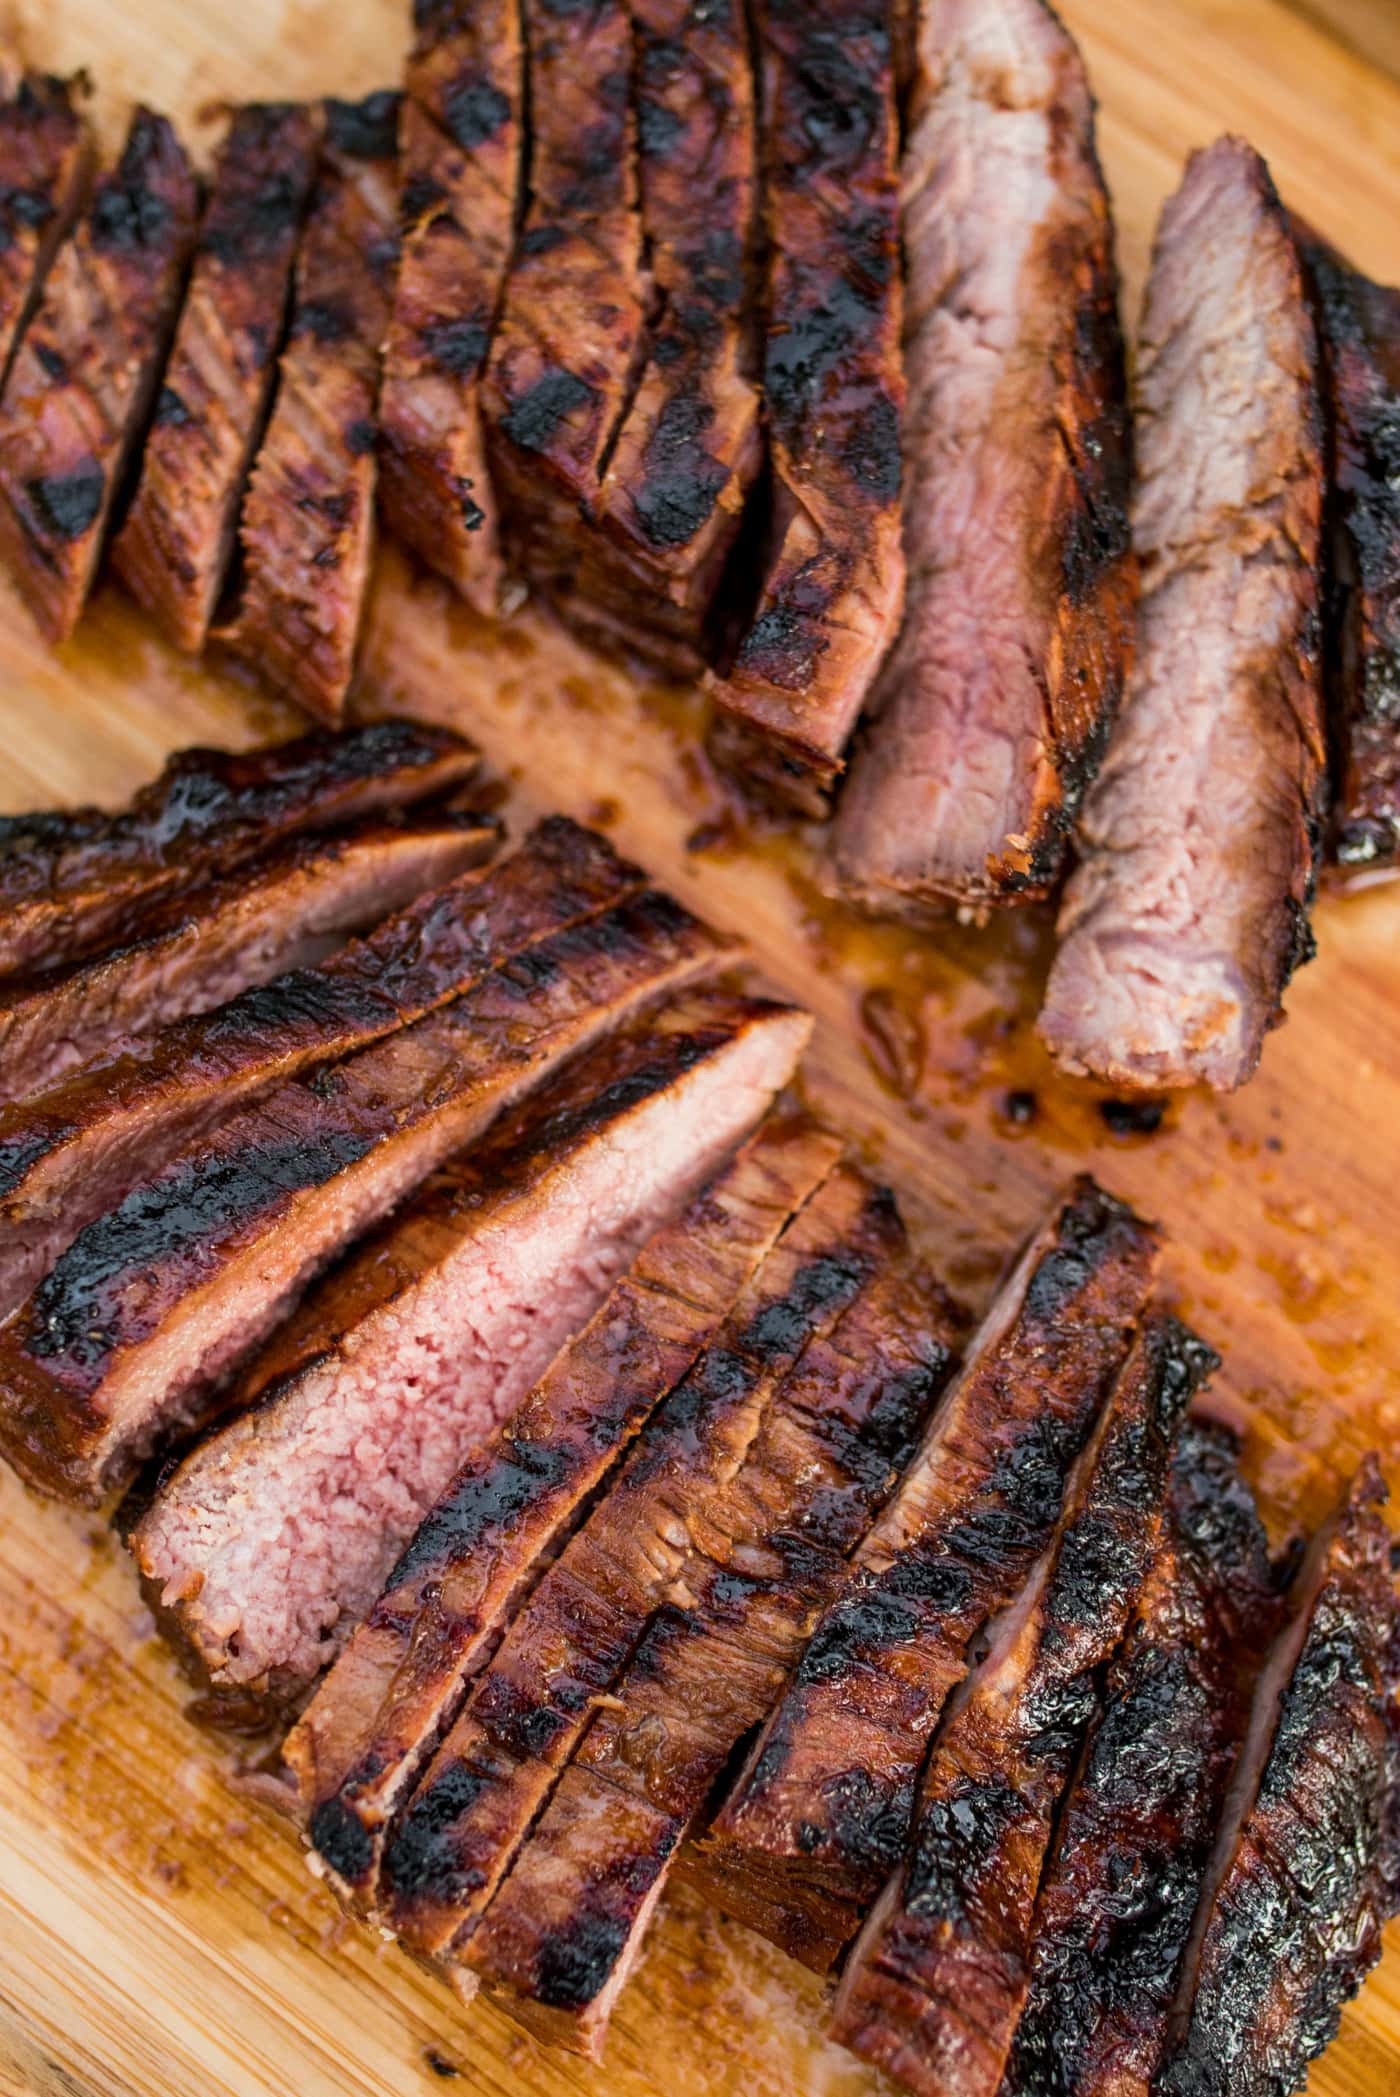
[0,62,92,390]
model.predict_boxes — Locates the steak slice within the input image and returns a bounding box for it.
[224,92,401,721]
[378,0,523,612]
[0,816,631,1319]
[1158,1459,1400,2097]
[1039,139,1326,1091]
[482,0,648,603]
[381,1162,900,1960]
[0,64,93,389]
[0,886,733,1503]
[464,1254,959,2058]
[113,102,321,654]
[708,0,904,816]
[830,1314,1204,2097]
[0,718,479,980]
[699,1174,1160,1974]
[0,107,198,643]
[133,993,811,1706]
[1002,1422,1282,2097]
[832,0,1135,910]
[286,1111,841,1909]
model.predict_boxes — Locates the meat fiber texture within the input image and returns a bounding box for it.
[133,993,810,1707]
[832,0,1135,909]
[0,63,93,390]
[1039,137,1326,1091]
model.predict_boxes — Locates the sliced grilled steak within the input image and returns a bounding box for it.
[286,1112,841,1910]
[378,0,523,611]
[1040,139,1326,1090]
[0,65,92,389]
[381,1162,898,1960]
[830,1314,1204,2097]
[700,1175,1159,1973]
[224,92,400,720]
[0,811,496,1106]
[464,1253,959,2057]
[0,719,478,980]
[708,0,904,815]
[1002,1422,1282,2097]
[113,102,321,653]
[0,885,732,1504]
[0,817,628,1319]
[0,107,198,643]
[1158,1459,1400,2097]
[134,993,811,1705]
[482,0,648,601]
[833,0,1134,909]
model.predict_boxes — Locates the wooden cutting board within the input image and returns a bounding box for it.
[2,2,1400,2092]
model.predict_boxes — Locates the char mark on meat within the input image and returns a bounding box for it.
[0,106,198,643]
[0,63,93,391]
[1040,137,1326,1091]
[833,0,1134,909]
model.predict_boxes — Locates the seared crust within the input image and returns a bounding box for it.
[378,0,524,611]
[0,65,93,388]
[0,107,198,643]
[113,102,321,653]
[224,92,401,720]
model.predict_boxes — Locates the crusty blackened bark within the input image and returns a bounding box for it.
[0,64,92,389]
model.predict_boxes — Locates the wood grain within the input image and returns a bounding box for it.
[0,3,1399,2095]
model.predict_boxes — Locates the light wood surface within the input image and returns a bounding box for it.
[1,3,1400,2094]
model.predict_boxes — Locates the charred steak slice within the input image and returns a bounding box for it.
[708,0,904,816]
[0,718,478,980]
[0,65,93,389]
[0,886,734,1504]
[0,107,198,644]
[699,1174,1159,1974]
[224,92,401,721]
[113,103,321,654]
[379,0,523,611]
[830,1314,1205,2097]
[0,816,632,1320]
[286,1112,841,1911]
[464,1253,959,2058]
[1002,1422,1283,2097]
[133,993,811,1706]
[1040,139,1326,1091]
[833,0,1134,910]
[1158,1459,1400,2097]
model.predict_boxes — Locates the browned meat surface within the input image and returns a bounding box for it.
[464,1251,959,2058]
[0,811,497,1106]
[0,816,627,1321]
[286,1113,841,1912]
[378,0,523,612]
[0,883,731,1503]
[699,1175,1159,1974]
[224,92,400,721]
[1040,139,1326,1091]
[1002,1422,1282,2097]
[0,65,92,388]
[113,103,321,653]
[830,1314,1205,2097]
[482,0,649,603]
[0,719,478,980]
[1158,1459,1400,2097]
[134,994,811,1706]
[833,0,1134,910]
[0,107,198,643]
[708,0,904,815]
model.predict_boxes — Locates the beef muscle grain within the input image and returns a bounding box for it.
[1040,139,1326,1091]
[224,92,401,721]
[378,0,523,612]
[0,108,198,643]
[709,0,904,815]
[833,0,1134,910]
[699,1175,1159,1973]
[114,103,321,653]
[133,994,811,1706]
[0,64,93,389]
